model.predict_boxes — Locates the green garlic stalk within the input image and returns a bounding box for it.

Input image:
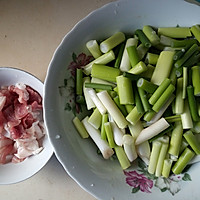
[100,32,125,53]
[73,116,89,139]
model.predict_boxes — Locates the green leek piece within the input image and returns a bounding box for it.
[104,122,115,148]
[86,40,102,59]
[159,35,174,46]
[91,64,121,82]
[184,130,200,154]
[174,78,184,114]
[173,48,186,61]
[100,32,125,53]
[152,84,175,113]
[138,87,151,112]
[143,25,160,46]
[125,104,134,114]
[88,108,102,129]
[114,42,125,68]
[137,78,158,94]
[85,82,113,91]
[73,116,89,139]
[135,29,151,48]
[183,51,200,68]
[158,27,192,38]
[116,75,134,104]
[172,148,195,175]
[126,106,143,125]
[151,51,175,85]
[83,50,115,75]
[134,85,144,114]
[128,61,148,75]
[101,114,108,140]
[155,136,169,177]
[126,45,140,67]
[76,95,85,104]
[171,38,197,48]
[122,71,140,81]
[91,77,116,87]
[192,121,200,134]
[165,115,181,123]
[137,43,149,60]
[139,64,155,79]
[162,159,173,178]
[187,85,200,122]
[148,140,162,174]
[168,121,183,157]
[190,24,200,43]
[169,67,177,86]
[174,45,191,60]
[174,44,198,68]
[143,110,156,122]
[175,66,183,78]
[192,66,200,96]
[179,138,189,154]
[114,146,131,169]
[149,78,171,105]
[145,52,159,65]
[76,68,83,95]
[108,91,117,98]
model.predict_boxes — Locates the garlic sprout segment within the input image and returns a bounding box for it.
[123,134,137,162]
[82,116,114,159]
[87,88,107,115]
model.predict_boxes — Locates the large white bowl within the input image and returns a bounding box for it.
[44,0,200,199]
[0,67,53,185]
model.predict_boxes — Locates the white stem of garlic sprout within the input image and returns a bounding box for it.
[97,90,128,129]
[110,121,124,146]
[87,88,107,115]
[135,118,170,145]
[123,134,138,162]
[82,116,114,159]
[83,77,96,110]
[136,141,150,165]
[120,38,138,72]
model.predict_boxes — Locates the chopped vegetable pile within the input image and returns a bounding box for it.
[0,83,45,164]
[71,24,200,178]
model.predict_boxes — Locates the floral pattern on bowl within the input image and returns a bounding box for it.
[59,52,192,197]
[58,52,93,114]
[124,159,191,196]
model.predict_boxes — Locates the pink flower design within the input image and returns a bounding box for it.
[68,53,93,77]
[124,170,153,193]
